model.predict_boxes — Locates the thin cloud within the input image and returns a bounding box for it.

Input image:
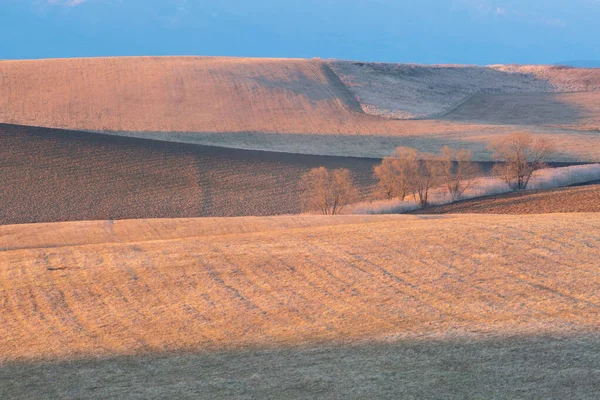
[47,0,88,6]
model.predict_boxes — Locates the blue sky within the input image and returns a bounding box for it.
[1,0,599,64]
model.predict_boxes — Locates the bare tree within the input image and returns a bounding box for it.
[490,132,554,190]
[373,147,418,200]
[373,158,397,200]
[411,155,442,208]
[299,167,358,215]
[438,146,480,201]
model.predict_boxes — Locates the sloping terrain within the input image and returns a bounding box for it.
[0,57,362,134]
[0,124,377,225]
[1,213,598,362]
[411,183,600,215]
[442,91,600,129]
[330,61,600,119]
[4,123,594,225]
[1,57,600,160]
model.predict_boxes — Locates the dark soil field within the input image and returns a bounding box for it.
[411,183,600,215]
[0,124,379,225]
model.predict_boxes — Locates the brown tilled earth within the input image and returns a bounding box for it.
[1,123,592,224]
[411,183,600,215]
[0,124,378,225]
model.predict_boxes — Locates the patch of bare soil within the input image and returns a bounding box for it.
[0,124,378,225]
[411,184,600,214]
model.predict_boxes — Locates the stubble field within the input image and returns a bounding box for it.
[2,56,600,399]
[1,213,598,362]
[1,213,599,398]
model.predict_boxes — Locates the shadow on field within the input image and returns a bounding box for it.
[442,92,588,126]
[111,129,587,162]
[2,335,599,399]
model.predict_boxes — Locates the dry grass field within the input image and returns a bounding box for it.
[411,183,600,215]
[1,213,598,362]
[1,213,599,398]
[1,57,599,160]
[2,56,600,398]
[0,123,378,224]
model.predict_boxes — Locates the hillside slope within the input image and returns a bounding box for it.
[0,57,362,134]
[411,182,600,215]
[1,213,598,362]
[1,57,600,160]
[329,61,600,119]
[0,124,377,225]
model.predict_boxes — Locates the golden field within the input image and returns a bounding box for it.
[1,213,599,362]
[0,57,599,160]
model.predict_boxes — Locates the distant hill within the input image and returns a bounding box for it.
[556,60,600,68]
[1,56,600,161]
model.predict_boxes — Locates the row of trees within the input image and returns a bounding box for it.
[373,146,480,206]
[299,132,555,215]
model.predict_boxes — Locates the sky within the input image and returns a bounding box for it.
[1,0,599,64]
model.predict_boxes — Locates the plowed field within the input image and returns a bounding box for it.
[411,183,600,215]
[0,124,377,224]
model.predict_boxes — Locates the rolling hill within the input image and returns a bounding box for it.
[1,57,600,161]
[3,123,594,225]
[1,56,599,399]
[1,213,598,362]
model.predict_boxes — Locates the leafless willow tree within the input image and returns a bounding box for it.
[489,132,555,190]
[373,147,418,200]
[299,167,358,215]
[438,146,480,201]
[411,155,442,207]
